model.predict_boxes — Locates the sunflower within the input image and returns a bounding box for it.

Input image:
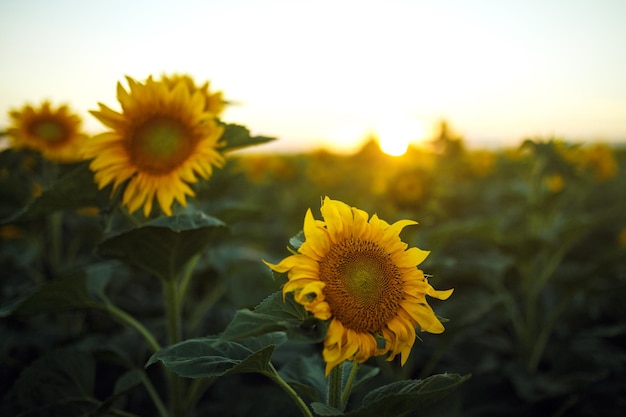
[83,75,226,216]
[7,101,87,163]
[265,197,453,375]
[161,74,226,116]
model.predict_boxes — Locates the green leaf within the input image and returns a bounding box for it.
[354,374,470,417]
[146,333,286,378]
[97,212,228,281]
[311,402,345,416]
[217,291,328,344]
[0,348,100,417]
[270,269,289,287]
[2,162,106,223]
[94,369,145,415]
[255,289,310,320]
[0,272,101,317]
[112,369,144,396]
[113,369,144,396]
[220,123,275,152]
[83,261,118,303]
[289,230,305,250]
[279,355,328,402]
[311,373,470,417]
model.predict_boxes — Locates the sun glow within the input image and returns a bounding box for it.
[376,118,429,156]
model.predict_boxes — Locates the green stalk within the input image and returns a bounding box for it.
[177,253,200,307]
[101,301,168,416]
[265,363,313,417]
[528,295,571,371]
[340,362,359,411]
[163,278,183,417]
[103,303,161,353]
[328,362,344,410]
[141,371,170,417]
[164,278,182,345]
[187,281,227,335]
[523,246,569,364]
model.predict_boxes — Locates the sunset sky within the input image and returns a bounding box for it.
[1,0,625,153]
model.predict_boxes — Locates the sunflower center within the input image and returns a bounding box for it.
[319,237,404,333]
[31,120,67,143]
[129,117,195,174]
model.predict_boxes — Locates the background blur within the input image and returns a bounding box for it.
[1,1,626,416]
[1,0,625,153]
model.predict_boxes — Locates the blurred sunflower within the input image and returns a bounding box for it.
[618,227,626,248]
[581,143,618,182]
[468,149,496,177]
[265,197,453,375]
[161,74,226,115]
[544,173,564,193]
[83,75,225,216]
[7,101,87,162]
[387,168,431,210]
[237,155,296,184]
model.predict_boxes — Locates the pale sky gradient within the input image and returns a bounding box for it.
[1,0,625,153]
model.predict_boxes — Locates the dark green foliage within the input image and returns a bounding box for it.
[2,137,624,416]
[311,374,471,417]
[147,333,287,377]
[97,212,229,282]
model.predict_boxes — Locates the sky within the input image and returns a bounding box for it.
[1,0,625,154]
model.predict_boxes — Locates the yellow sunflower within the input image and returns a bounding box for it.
[7,101,87,163]
[161,74,226,116]
[83,75,226,216]
[265,197,453,375]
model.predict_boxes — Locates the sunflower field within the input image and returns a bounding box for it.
[1,75,625,417]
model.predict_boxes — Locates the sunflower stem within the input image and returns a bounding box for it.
[141,370,170,417]
[187,281,227,335]
[163,278,183,417]
[102,302,162,353]
[340,361,359,411]
[177,253,201,307]
[328,362,344,410]
[101,302,169,416]
[528,293,571,371]
[265,363,314,417]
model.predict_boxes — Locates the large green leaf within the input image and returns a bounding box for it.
[278,355,328,402]
[146,333,286,378]
[2,162,107,223]
[220,123,275,152]
[0,348,100,417]
[97,212,228,281]
[112,369,144,396]
[311,373,470,417]
[217,291,328,344]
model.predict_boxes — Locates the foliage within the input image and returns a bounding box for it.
[2,113,625,417]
